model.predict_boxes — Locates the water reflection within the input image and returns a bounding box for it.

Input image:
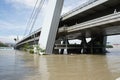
[0,49,120,80]
[44,55,112,80]
[39,56,49,80]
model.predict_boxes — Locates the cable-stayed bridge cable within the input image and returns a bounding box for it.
[29,0,45,34]
[23,0,39,36]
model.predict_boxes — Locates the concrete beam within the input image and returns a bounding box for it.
[66,12,120,33]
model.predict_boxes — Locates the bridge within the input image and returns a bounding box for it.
[16,0,120,54]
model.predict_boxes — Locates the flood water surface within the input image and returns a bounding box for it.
[0,49,120,80]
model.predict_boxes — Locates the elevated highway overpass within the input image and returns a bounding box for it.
[59,12,120,38]
[16,0,120,54]
[60,0,120,26]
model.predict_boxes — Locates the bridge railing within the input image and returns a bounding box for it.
[16,28,41,44]
[16,37,39,46]
[67,12,120,31]
[62,0,98,18]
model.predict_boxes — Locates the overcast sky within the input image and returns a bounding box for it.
[0,0,120,44]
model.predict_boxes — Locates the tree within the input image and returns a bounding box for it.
[0,42,8,47]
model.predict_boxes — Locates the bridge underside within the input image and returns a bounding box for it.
[60,0,120,27]
[54,33,107,54]
[54,35,107,54]
[53,0,120,54]
[55,21,120,54]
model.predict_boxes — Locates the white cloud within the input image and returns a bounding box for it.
[0,20,12,28]
[0,20,25,30]
[62,0,89,14]
[62,6,72,14]
[0,20,27,41]
[5,0,38,8]
[0,35,23,43]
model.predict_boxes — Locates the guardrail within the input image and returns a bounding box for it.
[17,28,41,44]
[16,37,39,46]
[67,12,120,32]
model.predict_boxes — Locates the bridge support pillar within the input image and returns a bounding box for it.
[60,37,69,54]
[87,35,107,54]
[38,0,64,54]
[53,40,61,54]
[81,36,87,54]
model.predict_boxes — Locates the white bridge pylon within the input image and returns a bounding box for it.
[38,0,64,54]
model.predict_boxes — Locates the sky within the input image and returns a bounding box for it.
[0,0,120,44]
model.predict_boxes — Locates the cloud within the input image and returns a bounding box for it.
[62,6,72,14]
[3,0,47,32]
[5,0,38,8]
[62,0,89,14]
[0,20,13,28]
[0,20,25,43]
[0,20,27,39]
[0,35,23,43]
[0,20,25,30]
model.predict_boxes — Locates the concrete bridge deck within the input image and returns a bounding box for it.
[60,0,120,27]
[59,12,120,39]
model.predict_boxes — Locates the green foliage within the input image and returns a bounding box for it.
[106,45,113,48]
[22,43,33,51]
[23,43,29,49]
[21,44,45,54]
[0,42,8,47]
[29,49,34,54]
[35,45,45,52]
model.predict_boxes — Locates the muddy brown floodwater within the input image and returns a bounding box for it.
[0,49,120,80]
